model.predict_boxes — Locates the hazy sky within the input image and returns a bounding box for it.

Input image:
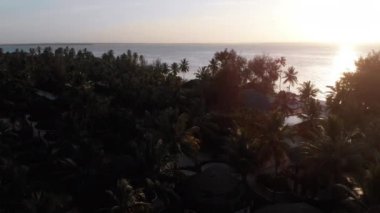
[1,0,380,44]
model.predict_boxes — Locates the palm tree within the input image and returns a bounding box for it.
[298,81,319,102]
[170,62,179,76]
[301,116,366,194]
[139,55,146,66]
[277,57,286,91]
[161,63,170,74]
[255,112,291,177]
[274,91,294,116]
[297,81,321,126]
[195,66,212,80]
[299,98,322,123]
[179,58,189,78]
[283,66,298,92]
[208,58,219,76]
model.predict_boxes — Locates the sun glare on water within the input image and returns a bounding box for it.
[330,45,358,84]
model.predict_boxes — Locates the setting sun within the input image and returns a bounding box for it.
[295,0,380,44]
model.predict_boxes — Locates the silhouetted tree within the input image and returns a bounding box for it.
[1,46,377,213]
[179,58,189,76]
[170,62,179,76]
[298,81,319,102]
[245,55,286,94]
[283,66,298,91]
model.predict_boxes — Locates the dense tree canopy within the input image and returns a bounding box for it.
[0,47,380,212]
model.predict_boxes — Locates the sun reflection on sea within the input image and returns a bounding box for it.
[310,44,358,100]
[314,45,358,99]
[331,45,358,83]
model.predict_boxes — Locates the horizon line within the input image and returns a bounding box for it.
[0,41,372,46]
[2,41,380,48]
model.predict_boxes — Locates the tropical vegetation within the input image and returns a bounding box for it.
[0,47,379,212]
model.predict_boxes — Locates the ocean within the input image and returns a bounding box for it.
[1,43,379,99]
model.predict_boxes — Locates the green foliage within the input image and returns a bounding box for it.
[273,91,296,116]
[0,47,199,212]
[106,179,151,213]
[302,116,365,182]
[197,49,290,111]
[324,51,380,207]
[327,51,380,130]
[2,46,380,212]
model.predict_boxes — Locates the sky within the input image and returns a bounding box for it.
[1,0,380,44]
